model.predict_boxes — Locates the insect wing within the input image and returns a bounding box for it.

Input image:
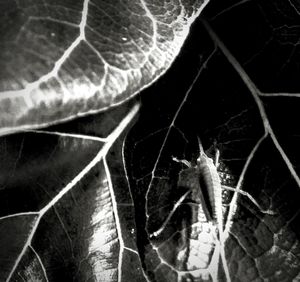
[198,154,223,235]
[178,167,213,222]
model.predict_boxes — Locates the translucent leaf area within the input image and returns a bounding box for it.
[1,0,300,281]
[0,0,208,136]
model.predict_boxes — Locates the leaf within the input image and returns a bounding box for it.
[2,0,300,281]
[0,0,209,136]
[0,102,142,281]
[123,0,300,280]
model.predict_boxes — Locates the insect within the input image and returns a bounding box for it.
[149,138,275,281]
[149,138,222,238]
[150,137,275,238]
[149,138,229,280]
[168,139,222,234]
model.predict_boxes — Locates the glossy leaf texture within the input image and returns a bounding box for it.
[2,0,300,281]
[124,0,300,281]
[0,0,208,136]
[0,101,145,281]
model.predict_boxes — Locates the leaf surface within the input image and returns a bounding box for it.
[0,0,208,136]
[123,0,300,280]
[0,101,142,281]
[2,0,300,281]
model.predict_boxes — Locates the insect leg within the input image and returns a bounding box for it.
[197,136,205,156]
[172,156,192,168]
[149,190,191,238]
[222,185,276,215]
[214,148,220,168]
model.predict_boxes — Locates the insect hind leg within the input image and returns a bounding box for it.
[222,185,276,215]
[149,190,191,238]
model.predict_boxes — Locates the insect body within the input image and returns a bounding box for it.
[153,140,224,238]
[195,139,231,281]
[174,138,223,233]
[196,146,223,238]
[149,139,273,281]
[151,138,274,241]
[153,139,229,281]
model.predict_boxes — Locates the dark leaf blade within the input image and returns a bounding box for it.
[203,0,300,94]
[123,0,300,278]
[123,29,267,280]
[225,137,300,281]
[27,163,121,282]
[2,0,300,280]
[0,103,140,281]
[201,1,300,278]
[0,215,39,280]
[125,126,221,281]
[0,0,209,136]
[0,132,104,216]
[11,245,48,282]
[106,133,148,282]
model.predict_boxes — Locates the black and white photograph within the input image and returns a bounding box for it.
[0,0,300,281]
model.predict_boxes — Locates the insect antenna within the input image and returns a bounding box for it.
[197,136,205,158]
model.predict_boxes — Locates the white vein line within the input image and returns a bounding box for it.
[222,185,275,214]
[124,246,139,255]
[28,16,79,28]
[22,129,107,142]
[56,76,75,104]
[154,256,178,273]
[10,136,24,177]
[224,134,266,237]
[89,1,124,29]
[86,26,150,69]
[259,92,300,97]
[1,0,90,100]
[85,21,148,77]
[29,246,49,282]
[155,256,210,277]
[0,212,39,221]
[118,203,134,207]
[288,0,300,16]
[139,0,157,53]
[85,41,126,76]
[268,126,300,185]
[154,222,188,249]
[150,190,191,237]
[202,20,300,189]
[6,103,140,282]
[39,103,139,215]
[284,207,300,227]
[210,0,251,20]
[137,0,176,71]
[208,240,220,281]
[227,229,251,256]
[52,206,74,258]
[219,236,231,281]
[17,273,26,282]
[122,136,152,282]
[103,158,124,282]
[133,126,169,147]
[122,136,135,207]
[80,0,89,36]
[144,49,216,219]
